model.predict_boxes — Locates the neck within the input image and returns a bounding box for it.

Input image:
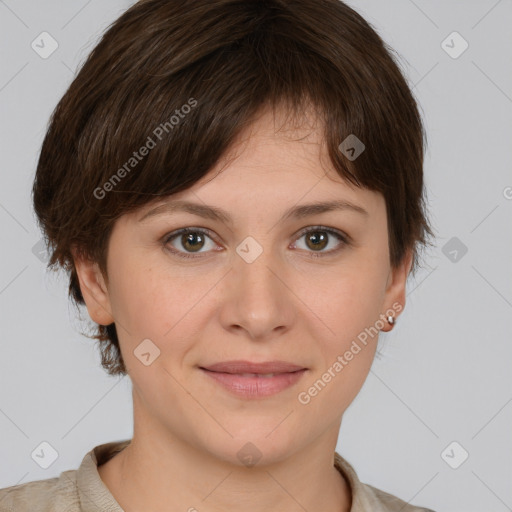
[98,393,352,512]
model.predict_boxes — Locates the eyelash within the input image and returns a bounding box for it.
[162,226,350,260]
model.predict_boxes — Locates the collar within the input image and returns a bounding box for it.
[76,439,130,512]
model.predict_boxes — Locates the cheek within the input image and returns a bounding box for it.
[106,255,214,357]
[306,262,386,338]
[107,264,157,329]
[105,254,179,341]
[298,257,386,396]
[298,278,381,417]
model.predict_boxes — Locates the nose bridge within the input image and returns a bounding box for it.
[237,250,279,301]
[221,236,294,338]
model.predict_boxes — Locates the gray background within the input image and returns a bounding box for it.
[1,1,511,511]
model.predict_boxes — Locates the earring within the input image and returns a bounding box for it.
[387,315,395,328]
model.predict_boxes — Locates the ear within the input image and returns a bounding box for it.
[71,246,114,326]
[380,248,413,332]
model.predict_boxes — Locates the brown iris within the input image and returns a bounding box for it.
[304,231,328,251]
[181,232,205,252]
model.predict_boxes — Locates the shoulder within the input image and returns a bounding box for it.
[0,440,130,512]
[0,469,80,512]
[361,482,437,512]
[334,452,437,512]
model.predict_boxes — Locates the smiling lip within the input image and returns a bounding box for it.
[201,360,306,374]
[199,360,308,399]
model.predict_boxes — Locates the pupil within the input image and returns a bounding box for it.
[180,231,329,253]
[308,232,327,250]
[183,232,204,252]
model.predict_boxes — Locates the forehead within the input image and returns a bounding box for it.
[177,107,381,212]
[178,105,334,193]
[130,104,386,225]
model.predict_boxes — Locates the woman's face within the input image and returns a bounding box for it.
[76,107,411,466]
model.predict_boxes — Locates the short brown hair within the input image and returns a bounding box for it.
[32,0,434,376]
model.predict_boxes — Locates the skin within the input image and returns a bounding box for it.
[73,104,412,512]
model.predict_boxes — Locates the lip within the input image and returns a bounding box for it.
[199,360,308,399]
[201,360,306,374]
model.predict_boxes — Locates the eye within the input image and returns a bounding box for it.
[292,226,349,258]
[163,228,219,259]
[162,225,350,260]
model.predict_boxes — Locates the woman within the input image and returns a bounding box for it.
[0,0,436,510]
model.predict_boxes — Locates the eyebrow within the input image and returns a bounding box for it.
[138,199,369,224]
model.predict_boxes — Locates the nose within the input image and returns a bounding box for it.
[218,244,296,341]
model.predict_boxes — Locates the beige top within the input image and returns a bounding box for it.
[0,440,435,512]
